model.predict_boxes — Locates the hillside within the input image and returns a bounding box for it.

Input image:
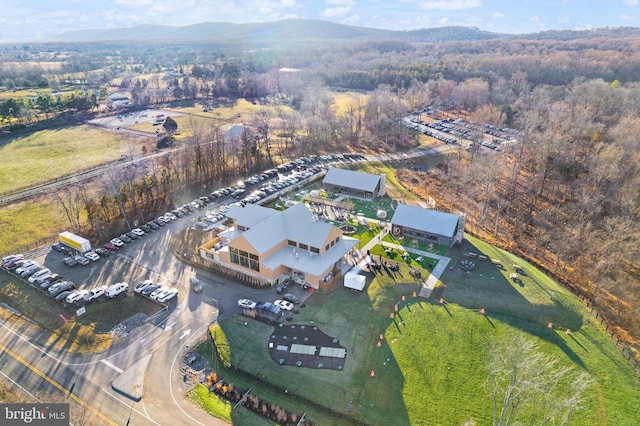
[50,19,505,45]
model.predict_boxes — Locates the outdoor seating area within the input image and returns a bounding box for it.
[460,260,476,271]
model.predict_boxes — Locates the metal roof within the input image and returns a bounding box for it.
[391,203,460,238]
[323,168,381,193]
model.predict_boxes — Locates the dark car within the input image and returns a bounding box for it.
[63,257,78,267]
[126,232,139,240]
[94,247,110,256]
[140,224,152,233]
[51,242,65,252]
[147,221,160,230]
[141,284,160,296]
[190,277,203,293]
[49,281,75,297]
[54,290,74,302]
[119,234,133,243]
[283,293,301,305]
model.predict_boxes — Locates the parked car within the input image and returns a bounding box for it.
[105,282,128,298]
[20,264,42,278]
[94,247,110,257]
[85,285,108,302]
[140,224,152,233]
[256,301,281,315]
[147,221,160,230]
[163,212,177,221]
[40,274,62,289]
[103,242,117,251]
[15,260,36,275]
[110,238,124,247]
[119,234,133,243]
[238,299,257,310]
[3,254,23,267]
[189,277,203,293]
[74,255,90,266]
[155,217,166,226]
[55,290,74,302]
[49,281,75,296]
[126,231,139,240]
[274,299,295,311]
[65,290,88,305]
[28,268,51,284]
[63,257,78,267]
[149,286,168,300]
[51,242,65,252]
[283,293,301,305]
[84,251,100,262]
[134,279,154,293]
[130,228,145,237]
[157,288,178,303]
[6,260,25,271]
[141,283,160,296]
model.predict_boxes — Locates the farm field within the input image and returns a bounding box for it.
[0,125,129,194]
[195,235,640,425]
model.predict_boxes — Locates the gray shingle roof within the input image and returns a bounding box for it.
[391,203,460,237]
[323,168,381,193]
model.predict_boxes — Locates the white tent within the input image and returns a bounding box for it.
[344,272,366,291]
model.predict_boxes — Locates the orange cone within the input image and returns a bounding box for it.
[394,305,398,312]
[390,312,395,319]
[480,308,485,315]
[402,295,406,301]
[370,370,375,377]
[380,334,384,340]
[548,322,553,329]
[439,298,444,305]
[565,329,571,335]
[412,292,417,297]
[376,341,381,348]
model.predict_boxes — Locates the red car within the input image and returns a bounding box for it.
[103,242,117,251]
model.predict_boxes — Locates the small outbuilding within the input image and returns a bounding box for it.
[344,272,366,291]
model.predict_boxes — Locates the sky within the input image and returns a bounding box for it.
[0,0,638,43]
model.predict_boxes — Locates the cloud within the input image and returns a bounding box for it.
[624,0,639,6]
[492,12,504,19]
[417,0,482,10]
[322,6,352,18]
[621,13,637,20]
[439,17,448,25]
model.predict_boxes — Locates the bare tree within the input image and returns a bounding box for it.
[486,333,593,426]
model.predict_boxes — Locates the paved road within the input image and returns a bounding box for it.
[0,143,456,425]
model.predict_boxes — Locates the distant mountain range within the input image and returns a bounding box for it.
[51,19,640,45]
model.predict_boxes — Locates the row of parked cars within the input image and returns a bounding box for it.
[2,254,128,307]
[133,279,178,303]
[237,293,301,316]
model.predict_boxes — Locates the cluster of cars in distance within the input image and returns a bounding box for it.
[237,293,301,316]
[133,279,178,303]
[2,254,129,307]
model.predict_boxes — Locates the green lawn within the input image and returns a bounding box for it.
[0,126,127,194]
[197,235,640,425]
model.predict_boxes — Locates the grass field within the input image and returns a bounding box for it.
[195,235,640,425]
[0,125,127,194]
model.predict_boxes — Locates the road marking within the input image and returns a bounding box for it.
[166,321,176,330]
[101,359,124,374]
[0,341,118,426]
[179,329,191,340]
[101,389,162,426]
[0,370,41,402]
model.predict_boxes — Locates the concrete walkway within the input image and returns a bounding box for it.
[348,226,451,298]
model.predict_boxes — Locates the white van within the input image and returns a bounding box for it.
[105,282,129,298]
[28,268,51,284]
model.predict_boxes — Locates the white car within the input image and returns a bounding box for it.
[274,299,295,311]
[163,212,177,221]
[15,260,36,275]
[28,268,51,284]
[110,238,124,247]
[85,285,107,302]
[157,288,178,303]
[131,228,145,237]
[65,290,88,305]
[237,299,257,310]
[149,286,168,300]
[84,251,100,262]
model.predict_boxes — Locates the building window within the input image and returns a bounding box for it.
[335,237,340,243]
[325,244,330,251]
[288,240,296,246]
[238,225,246,231]
[299,243,308,250]
[250,253,259,261]
[330,240,335,247]
[230,247,239,265]
[310,247,319,254]
[250,259,260,272]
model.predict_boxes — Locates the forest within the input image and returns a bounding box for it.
[0,26,638,356]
